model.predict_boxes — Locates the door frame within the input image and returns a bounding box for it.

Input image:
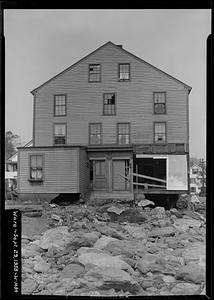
[112,158,131,191]
[92,158,107,191]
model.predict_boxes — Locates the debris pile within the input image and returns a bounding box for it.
[21,199,206,296]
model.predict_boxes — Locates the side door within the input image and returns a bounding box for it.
[93,160,107,190]
[112,159,130,191]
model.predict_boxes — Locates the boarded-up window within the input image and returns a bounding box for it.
[89,64,101,82]
[54,95,66,116]
[154,92,166,114]
[30,155,43,180]
[118,123,130,144]
[103,93,116,115]
[54,124,66,145]
[119,63,130,80]
[154,122,166,143]
[89,123,102,144]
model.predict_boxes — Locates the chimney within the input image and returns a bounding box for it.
[117,45,123,48]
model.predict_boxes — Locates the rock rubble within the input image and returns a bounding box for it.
[21,201,206,296]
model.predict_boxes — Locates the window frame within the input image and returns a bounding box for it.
[53,123,67,146]
[117,122,131,145]
[153,92,167,114]
[54,94,67,117]
[103,92,116,116]
[89,123,102,145]
[28,154,44,182]
[88,64,101,83]
[118,63,131,81]
[154,122,167,144]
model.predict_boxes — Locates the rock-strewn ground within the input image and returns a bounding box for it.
[20,200,206,296]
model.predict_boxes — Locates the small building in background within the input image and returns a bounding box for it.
[5,140,33,190]
[190,164,206,194]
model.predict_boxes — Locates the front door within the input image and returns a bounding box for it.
[112,159,130,191]
[93,160,106,190]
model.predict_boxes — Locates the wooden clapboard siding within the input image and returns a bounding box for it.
[33,42,189,147]
[78,148,89,194]
[18,147,79,193]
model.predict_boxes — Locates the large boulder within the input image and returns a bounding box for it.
[84,266,141,294]
[176,263,205,284]
[22,279,38,294]
[123,225,147,240]
[135,253,159,274]
[39,226,72,250]
[102,239,146,258]
[170,282,200,295]
[60,262,85,279]
[33,259,51,273]
[94,236,119,249]
[148,227,176,237]
[93,224,127,240]
[182,242,205,262]
[118,208,147,224]
[173,218,202,233]
[67,231,101,249]
[78,251,132,271]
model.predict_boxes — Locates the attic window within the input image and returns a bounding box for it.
[119,63,130,81]
[89,64,101,82]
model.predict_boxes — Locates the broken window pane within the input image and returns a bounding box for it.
[154,122,166,143]
[89,64,101,82]
[103,93,116,115]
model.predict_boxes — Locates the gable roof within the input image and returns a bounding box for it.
[31,41,192,95]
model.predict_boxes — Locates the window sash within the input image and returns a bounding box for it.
[119,64,130,80]
[54,124,66,145]
[103,93,116,115]
[89,64,101,82]
[154,123,166,143]
[54,95,66,116]
[154,93,166,114]
[118,123,130,144]
[89,124,102,144]
[30,155,43,179]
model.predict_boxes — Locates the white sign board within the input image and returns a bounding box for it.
[167,155,188,190]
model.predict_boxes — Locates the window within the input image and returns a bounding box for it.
[54,95,66,116]
[191,178,196,184]
[30,155,43,180]
[89,123,102,144]
[119,63,130,80]
[103,93,116,115]
[154,92,166,114]
[118,123,130,144]
[154,122,166,143]
[89,64,101,82]
[192,169,198,175]
[54,124,66,145]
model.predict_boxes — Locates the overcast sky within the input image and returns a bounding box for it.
[4,9,211,158]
